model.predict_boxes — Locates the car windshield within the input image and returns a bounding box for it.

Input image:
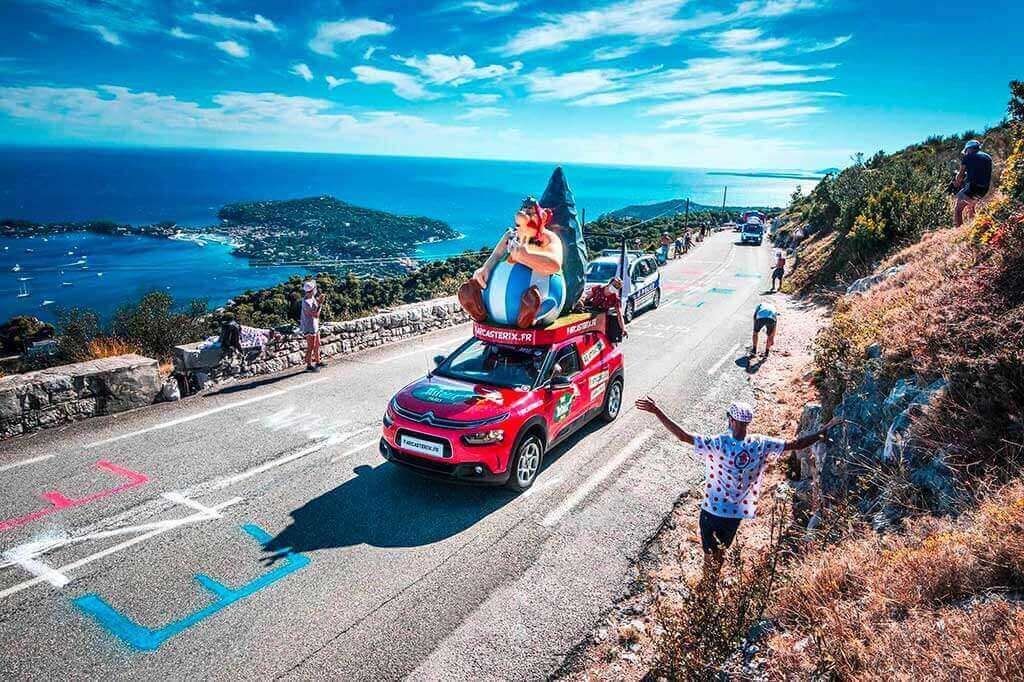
[436,339,549,389]
[586,261,619,283]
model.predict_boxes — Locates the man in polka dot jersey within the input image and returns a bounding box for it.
[636,396,841,580]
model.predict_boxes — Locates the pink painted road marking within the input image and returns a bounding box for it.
[0,461,149,533]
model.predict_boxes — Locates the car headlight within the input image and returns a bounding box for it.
[461,430,505,446]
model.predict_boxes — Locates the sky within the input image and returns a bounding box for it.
[0,0,1021,170]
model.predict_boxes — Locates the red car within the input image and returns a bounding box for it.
[380,313,625,491]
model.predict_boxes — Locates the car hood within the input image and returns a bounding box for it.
[393,374,528,422]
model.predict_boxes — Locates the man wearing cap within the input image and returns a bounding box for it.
[635,396,840,580]
[953,139,993,227]
[300,280,325,372]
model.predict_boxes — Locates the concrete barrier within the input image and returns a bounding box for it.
[0,354,161,439]
[173,295,470,387]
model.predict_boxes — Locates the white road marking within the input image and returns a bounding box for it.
[328,438,378,463]
[84,376,332,449]
[522,475,562,499]
[707,343,741,376]
[161,492,224,517]
[370,341,460,365]
[0,496,243,600]
[542,429,653,527]
[0,454,55,472]
[2,549,69,588]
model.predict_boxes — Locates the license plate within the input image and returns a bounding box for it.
[399,434,447,458]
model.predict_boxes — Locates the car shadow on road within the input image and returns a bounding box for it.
[208,368,310,396]
[260,419,609,564]
[260,463,516,563]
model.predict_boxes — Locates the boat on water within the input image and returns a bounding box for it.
[11,264,20,272]
[40,300,54,306]
[17,283,30,298]
[62,281,74,287]
[97,272,104,277]
[24,248,34,253]
[18,276,32,281]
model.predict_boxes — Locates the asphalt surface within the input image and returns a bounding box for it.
[0,231,776,681]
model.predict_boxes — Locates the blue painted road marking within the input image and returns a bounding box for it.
[734,272,762,279]
[708,287,736,294]
[74,523,309,652]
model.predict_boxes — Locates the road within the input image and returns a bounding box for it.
[0,231,775,681]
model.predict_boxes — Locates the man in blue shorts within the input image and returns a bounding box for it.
[635,397,840,580]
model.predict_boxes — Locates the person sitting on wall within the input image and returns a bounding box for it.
[583,276,627,343]
[458,197,565,329]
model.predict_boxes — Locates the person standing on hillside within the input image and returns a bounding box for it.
[300,280,325,372]
[635,397,841,581]
[953,139,993,227]
[751,300,777,356]
[770,250,786,292]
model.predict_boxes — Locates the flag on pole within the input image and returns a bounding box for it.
[617,237,631,304]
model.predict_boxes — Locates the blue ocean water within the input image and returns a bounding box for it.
[0,146,810,323]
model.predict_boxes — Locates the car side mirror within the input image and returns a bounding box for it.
[549,375,573,391]
[433,354,446,367]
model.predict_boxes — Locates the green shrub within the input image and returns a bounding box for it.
[109,291,208,360]
[55,307,100,363]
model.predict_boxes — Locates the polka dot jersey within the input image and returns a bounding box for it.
[693,433,786,519]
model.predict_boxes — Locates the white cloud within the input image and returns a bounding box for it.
[710,28,789,52]
[460,1,518,14]
[499,0,823,55]
[352,66,439,100]
[801,34,852,53]
[463,93,501,104]
[0,84,846,168]
[456,107,509,120]
[91,25,122,45]
[215,40,249,58]
[525,67,655,101]
[692,105,825,128]
[169,26,198,40]
[393,54,522,86]
[591,45,642,62]
[646,90,841,117]
[363,46,379,60]
[191,13,279,33]
[31,0,161,38]
[325,75,349,90]
[309,19,394,57]
[290,63,314,81]
[554,56,837,107]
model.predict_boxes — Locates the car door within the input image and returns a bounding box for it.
[577,332,610,412]
[546,341,586,440]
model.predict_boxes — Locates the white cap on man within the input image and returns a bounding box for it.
[303,280,317,292]
[727,401,754,423]
[963,139,982,153]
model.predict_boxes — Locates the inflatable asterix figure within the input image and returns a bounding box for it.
[459,196,567,328]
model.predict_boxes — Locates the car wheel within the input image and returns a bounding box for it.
[624,300,635,324]
[651,289,661,309]
[600,378,623,422]
[506,432,544,491]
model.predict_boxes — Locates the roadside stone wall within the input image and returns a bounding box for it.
[0,354,161,439]
[174,295,470,386]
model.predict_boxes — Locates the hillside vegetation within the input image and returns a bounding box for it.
[779,112,1016,294]
[645,81,1024,680]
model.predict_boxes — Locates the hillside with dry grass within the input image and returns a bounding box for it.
[568,82,1024,681]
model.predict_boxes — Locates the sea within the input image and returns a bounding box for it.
[0,146,816,324]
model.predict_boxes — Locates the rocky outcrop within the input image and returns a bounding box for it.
[173,295,469,388]
[846,265,905,296]
[0,354,161,439]
[817,364,962,527]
